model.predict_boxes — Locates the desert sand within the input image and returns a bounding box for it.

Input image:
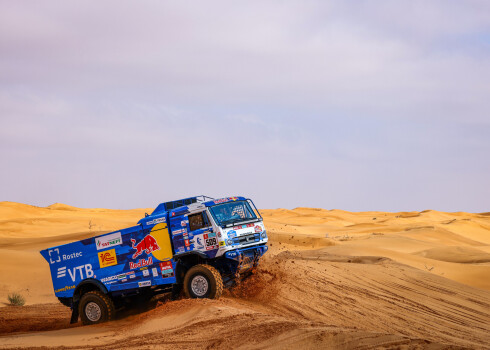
[0,201,489,349]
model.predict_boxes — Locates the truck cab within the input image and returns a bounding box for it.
[40,195,268,325]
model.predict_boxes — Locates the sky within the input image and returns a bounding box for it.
[0,0,489,212]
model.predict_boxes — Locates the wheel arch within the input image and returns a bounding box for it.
[173,252,209,283]
[73,279,109,303]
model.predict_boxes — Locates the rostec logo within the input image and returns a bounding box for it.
[98,249,117,268]
[131,234,160,259]
[95,232,122,251]
[57,264,94,282]
[48,249,83,264]
[48,248,61,264]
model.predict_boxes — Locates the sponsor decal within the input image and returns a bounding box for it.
[152,267,158,277]
[57,264,94,282]
[213,197,239,205]
[131,234,160,259]
[181,220,187,227]
[227,230,237,238]
[101,275,117,283]
[121,279,127,282]
[218,232,222,237]
[48,248,61,264]
[160,261,174,278]
[177,247,185,253]
[233,223,254,230]
[184,239,190,247]
[101,273,133,283]
[254,225,262,233]
[226,251,238,258]
[145,217,166,226]
[129,256,153,269]
[98,249,117,268]
[200,235,218,251]
[219,241,225,246]
[172,228,186,235]
[100,273,133,284]
[95,232,122,251]
[196,237,204,249]
[48,248,84,264]
[117,272,133,280]
[57,266,66,278]
[205,237,218,247]
[143,269,150,277]
[54,285,75,293]
[138,280,151,288]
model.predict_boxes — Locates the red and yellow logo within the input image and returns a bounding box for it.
[98,249,117,268]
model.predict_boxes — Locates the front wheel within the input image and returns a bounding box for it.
[183,264,223,299]
[79,290,115,325]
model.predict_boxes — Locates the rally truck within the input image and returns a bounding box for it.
[40,196,268,325]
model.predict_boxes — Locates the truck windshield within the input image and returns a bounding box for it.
[209,201,258,227]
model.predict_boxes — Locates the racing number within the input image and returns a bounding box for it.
[205,238,217,246]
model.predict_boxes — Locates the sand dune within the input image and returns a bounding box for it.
[414,246,490,264]
[0,202,489,349]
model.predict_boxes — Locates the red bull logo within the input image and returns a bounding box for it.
[129,257,153,269]
[130,234,160,259]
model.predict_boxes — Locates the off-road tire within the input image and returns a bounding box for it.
[79,290,115,325]
[184,264,223,299]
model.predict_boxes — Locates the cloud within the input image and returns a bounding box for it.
[0,1,489,211]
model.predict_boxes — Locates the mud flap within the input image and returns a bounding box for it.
[171,283,183,300]
[70,302,79,324]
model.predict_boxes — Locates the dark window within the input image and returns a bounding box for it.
[188,212,209,231]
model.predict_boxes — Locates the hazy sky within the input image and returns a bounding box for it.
[1,1,489,212]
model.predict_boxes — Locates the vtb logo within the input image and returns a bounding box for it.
[98,249,117,268]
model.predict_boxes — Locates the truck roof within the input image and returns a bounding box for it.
[137,196,247,227]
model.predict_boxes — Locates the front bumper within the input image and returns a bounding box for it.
[225,245,268,273]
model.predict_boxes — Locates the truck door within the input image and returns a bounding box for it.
[170,210,218,255]
[187,211,218,253]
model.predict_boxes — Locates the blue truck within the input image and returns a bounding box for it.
[40,196,268,325]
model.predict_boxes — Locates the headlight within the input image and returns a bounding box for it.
[226,239,233,245]
[261,232,267,239]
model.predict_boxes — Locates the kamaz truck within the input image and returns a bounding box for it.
[40,196,268,325]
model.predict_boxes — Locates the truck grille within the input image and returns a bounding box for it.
[233,233,259,245]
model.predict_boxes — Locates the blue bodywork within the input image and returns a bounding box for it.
[40,196,268,300]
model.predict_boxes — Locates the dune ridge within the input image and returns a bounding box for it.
[0,202,489,349]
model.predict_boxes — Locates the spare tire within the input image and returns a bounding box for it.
[183,264,223,299]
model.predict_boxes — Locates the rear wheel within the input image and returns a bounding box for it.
[79,290,115,325]
[184,264,223,299]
